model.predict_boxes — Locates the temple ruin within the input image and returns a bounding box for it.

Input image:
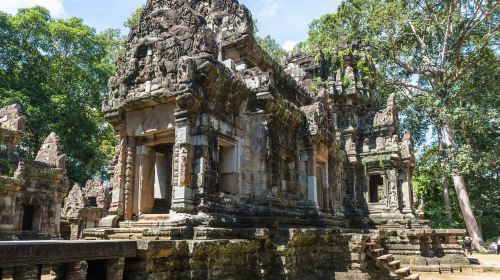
[0,0,471,279]
[61,180,111,240]
[0,104,68,241]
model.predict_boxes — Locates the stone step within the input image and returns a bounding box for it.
[404,274,420,280]
[377,254,393,262]
[395,266,411,276]
[389,260,401,269]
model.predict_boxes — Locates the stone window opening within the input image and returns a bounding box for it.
[87,197,97,207]
[217,138,238,194]
[369,174,383,203]
[152,144,174,214]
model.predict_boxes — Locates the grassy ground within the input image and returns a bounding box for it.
[473,253,500,269]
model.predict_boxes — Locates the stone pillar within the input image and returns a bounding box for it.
[106,258,125,280]
[136,145,155,216]
[171,111,196,213]
[124,137,136,220]
[382,174,388,207]
[299,152,309,200]
[400,170,413,214]
[109,131,127,216]
[65,261,87,280]
[12,265,38,280]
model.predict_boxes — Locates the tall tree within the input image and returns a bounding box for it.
[256,35,288,62]
[306,0,499,248]
[0,7,119,185]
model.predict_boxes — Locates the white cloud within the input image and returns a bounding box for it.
[282,40,297,52]
[0,0,66,17]
[258,0,283,17]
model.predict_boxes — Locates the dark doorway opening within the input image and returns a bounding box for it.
[87,197,97,207]
[152,144,173,214]
[21,205,35,230]
[369,175,383,203]
[86,260,107,280]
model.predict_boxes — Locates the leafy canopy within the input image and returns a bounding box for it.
[0,7,120,185]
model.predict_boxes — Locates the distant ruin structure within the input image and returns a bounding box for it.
[61,180,111,240]
[0,104,68,240]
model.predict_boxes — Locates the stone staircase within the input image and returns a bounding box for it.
[365,240,420,280]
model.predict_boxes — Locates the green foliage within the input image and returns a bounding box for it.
[0,158,13,177]
[0,7,119,185]
[124,6,143,29]
[413,146,464,229]
[256,35,287,63]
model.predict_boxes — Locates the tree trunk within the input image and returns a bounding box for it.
[443,119,484,249]
[437,126,453,223]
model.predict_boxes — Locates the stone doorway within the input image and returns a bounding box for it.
[21,205,36,231]
[86,260,107,280]
[369,175,383,203]
[152,144,173,214]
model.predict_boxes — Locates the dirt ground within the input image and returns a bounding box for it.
[419,272,500,280]
[474,254,500,269]
[419,254,500,280]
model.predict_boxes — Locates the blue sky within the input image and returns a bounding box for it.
[0,0,341,50]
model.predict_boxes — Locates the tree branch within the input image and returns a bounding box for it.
[441,0,455,69]
[384,82,432,93]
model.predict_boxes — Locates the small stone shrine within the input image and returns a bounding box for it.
[0,104,68,240]
[61,180,111,240]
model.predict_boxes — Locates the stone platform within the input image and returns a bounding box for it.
[0,240,136,267]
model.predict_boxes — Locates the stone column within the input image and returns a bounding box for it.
[299,152,309,201]
[171,110,196,213]
[109,130,127,217]
[124,137,136,220]
[400,169,413,214]
[106,258,125,280]
[65,261,87,280]
[136,145,155,216]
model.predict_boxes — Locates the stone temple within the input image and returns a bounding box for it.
[0,0,471,279]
